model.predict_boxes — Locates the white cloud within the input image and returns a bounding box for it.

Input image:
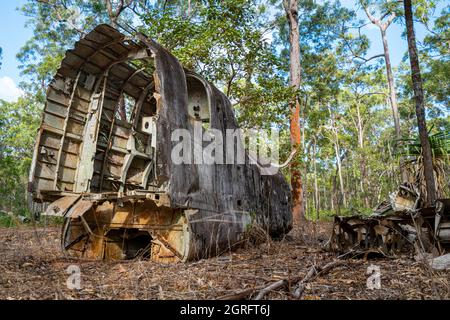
[0,76,23,102]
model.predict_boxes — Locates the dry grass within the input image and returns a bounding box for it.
[0,223,449,300]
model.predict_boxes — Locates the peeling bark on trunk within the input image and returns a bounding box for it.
[284,0,305,223]
[403,0,437,206]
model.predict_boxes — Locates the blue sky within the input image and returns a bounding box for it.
[0,0,447,102]
[0,0,31,101]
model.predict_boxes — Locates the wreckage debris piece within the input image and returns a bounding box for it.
[329,183,450,258]
[430,253,450,271]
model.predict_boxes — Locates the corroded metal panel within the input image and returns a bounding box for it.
[44,195,81,216]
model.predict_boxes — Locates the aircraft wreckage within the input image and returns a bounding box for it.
[28,24,292,262]
[329,183,450,258]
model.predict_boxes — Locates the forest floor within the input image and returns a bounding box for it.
[0,223,449,300]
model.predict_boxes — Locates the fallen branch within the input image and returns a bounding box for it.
[220,260,347,300]
[218,286,265,300]
[292,260,345,298]
[254,279,289,300]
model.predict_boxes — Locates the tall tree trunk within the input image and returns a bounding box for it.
[380,29,401,140]
[284,0,304,223]
[380,29,408,182]
[313,136,320,221]
[332,168,340,214]
[328,103,346,207]
[334,140,347,207]
[403,0,437,206]
[330,186,335,211]
[361,4,400,139]
[355,102,369,207]
[361,2,407,181]
[105,0,118,27]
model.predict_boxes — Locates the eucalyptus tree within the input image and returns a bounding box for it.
[272,0,358,221]
[403,0,437,206]
[359,0,402,142]
[282,0,304,223]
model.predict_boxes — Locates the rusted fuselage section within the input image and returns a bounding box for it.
[28,25,292,262]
